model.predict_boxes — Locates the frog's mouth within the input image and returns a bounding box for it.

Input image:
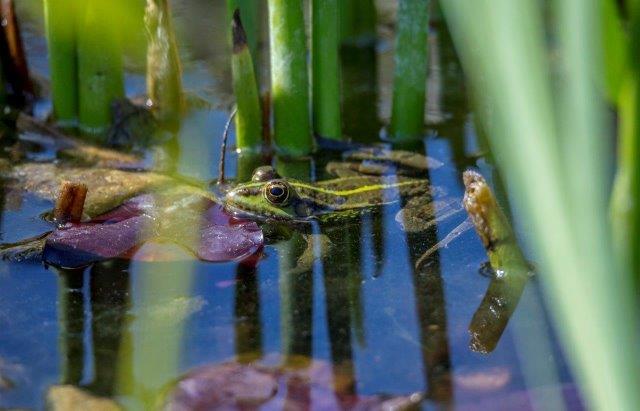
[224,189,294,222]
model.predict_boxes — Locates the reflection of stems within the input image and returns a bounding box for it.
[409,245,452,402]
[323,226,357,395]
[469,271,528,353]
[234,262,263,362]
[279,231,313,363]
[344,225,365,346]
[56,269,85,385]
[277,158,313,365]
[145,0,184,131]
[399,143,452,402]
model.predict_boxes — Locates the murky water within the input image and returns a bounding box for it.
[0,1,581,410]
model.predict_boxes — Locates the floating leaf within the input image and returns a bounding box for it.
[43,194,263,268]
[163,358,425,411]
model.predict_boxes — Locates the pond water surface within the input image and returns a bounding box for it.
[0,1,581,410]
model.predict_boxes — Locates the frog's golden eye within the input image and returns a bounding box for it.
[263,181,290,206]
[252,166,280,182]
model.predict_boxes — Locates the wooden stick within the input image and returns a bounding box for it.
[54,182,88,224]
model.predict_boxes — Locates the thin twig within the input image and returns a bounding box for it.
[218,106,237,184]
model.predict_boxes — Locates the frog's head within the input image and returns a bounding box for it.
[224,166,317,222]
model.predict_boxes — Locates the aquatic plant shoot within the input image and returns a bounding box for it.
[268,0,312,155]
[231,9,262,152]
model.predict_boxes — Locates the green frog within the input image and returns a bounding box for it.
[223,147,460,231]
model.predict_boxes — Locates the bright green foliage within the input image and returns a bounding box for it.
[77,0,125,134]
[231,10,263,152]
[312,0,342,139]
[44,0,78,125]
[390,0,429,141]
[268,0,312,156]
[227,0,260,67]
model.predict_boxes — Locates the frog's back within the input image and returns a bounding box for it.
[297,176,432,211]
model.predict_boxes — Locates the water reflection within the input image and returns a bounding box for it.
[469,271,528,354]
[233,262,262,362]
[55,260,132,396]
[0,2,581,409]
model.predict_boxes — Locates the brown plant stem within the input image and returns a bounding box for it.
[54,182,88,224]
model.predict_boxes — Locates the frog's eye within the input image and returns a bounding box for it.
[263,181,291,206]
[252,166,280,182]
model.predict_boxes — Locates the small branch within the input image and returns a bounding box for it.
[218,107,237,185]
[54,182,88,224]
[1,0,34,103]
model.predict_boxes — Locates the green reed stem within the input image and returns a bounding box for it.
[145,0,184,130]
[227,0,259,70]
[312,0,341,139]
[268,0,312,156]
[44,0,78,125]
[602,0,628,102]
[340,0,376,45]
[611,77,640,283]
[611,2,640,281]
[232,9,262,152]
[77,0,124,135]
[390,0,429,141]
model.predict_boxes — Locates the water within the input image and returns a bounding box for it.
[0,1,581,410]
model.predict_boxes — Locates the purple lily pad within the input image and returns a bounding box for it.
[163,357,426,411]
[43,193,263,268]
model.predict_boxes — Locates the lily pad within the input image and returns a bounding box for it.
[43,193,263,268]
[163,356,425,411]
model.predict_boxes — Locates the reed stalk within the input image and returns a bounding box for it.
[312,0,341,139]
[2,0,34,103]
[0,25,8,106]
[268,0,312,156]
[227,0,259,69]
[145,0,184,130]
[77,0,124,134]
[611,77,640,282]
[390,0,429,141]
[232,10,262,152]
[340,0,376,46]
[611,1,640,282]
[43,0,77,125]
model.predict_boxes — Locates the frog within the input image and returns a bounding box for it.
[223,147,459,229]
[223,147,471,272]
